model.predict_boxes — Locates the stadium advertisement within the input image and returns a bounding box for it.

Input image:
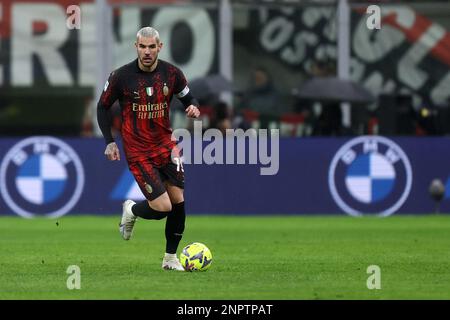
[0,0,220,135]
[0,0,219,87]
[1,136,449,217]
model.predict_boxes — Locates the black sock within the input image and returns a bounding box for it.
[165,201,186,254]
[131,201,168,220]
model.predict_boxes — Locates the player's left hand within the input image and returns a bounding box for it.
[185,105,200,118]
[104,142,120,161]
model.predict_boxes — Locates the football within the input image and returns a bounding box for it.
[180,242,213,271]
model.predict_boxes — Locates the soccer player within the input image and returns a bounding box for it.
[96,27,200,271]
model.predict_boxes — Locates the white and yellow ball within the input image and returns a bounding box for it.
[180,242,213,271]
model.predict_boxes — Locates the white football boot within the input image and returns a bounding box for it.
[119,200,137,240]
[162,253,185,271]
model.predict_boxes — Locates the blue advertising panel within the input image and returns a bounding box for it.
[0,136,449,217]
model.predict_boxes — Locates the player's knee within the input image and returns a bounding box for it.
[153,212,167,220]
[160,202,172,212]
[148,199,172,212]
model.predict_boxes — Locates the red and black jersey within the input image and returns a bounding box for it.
[98,59,188,166]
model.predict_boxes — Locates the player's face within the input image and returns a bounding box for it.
[135,36,162,69]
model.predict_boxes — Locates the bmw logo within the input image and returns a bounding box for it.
[0,137,85,218]
[328,136,412,217]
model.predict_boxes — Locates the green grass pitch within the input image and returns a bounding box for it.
[0,215,449,300]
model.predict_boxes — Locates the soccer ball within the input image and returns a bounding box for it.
[180,242,212,271]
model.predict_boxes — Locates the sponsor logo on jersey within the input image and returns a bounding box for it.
[328,136,412,217]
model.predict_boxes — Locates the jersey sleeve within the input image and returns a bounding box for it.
[173,67,189,99]
[98,71,120,109]
[96,71,120,145]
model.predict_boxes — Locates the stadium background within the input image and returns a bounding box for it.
[1,0,450,301]
[1,0,450,217]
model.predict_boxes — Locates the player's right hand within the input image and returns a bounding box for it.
[104,142,120,161]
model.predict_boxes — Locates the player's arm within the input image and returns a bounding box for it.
[177,88,200,118]
[174,68,200,118]
[97,72,121,161]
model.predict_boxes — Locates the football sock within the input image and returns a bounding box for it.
[164,253,177,260]
[131,201,168,220]
[165,201,186,254]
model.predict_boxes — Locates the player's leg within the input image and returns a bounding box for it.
[132,192,172,219]
[164,183,185,253]
[160,183,185,271]
[159,158,186,270]
[121,161,171,240]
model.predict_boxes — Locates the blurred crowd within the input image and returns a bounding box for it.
[159,61,447,138]
[78,61,449,139]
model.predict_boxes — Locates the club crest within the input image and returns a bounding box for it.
[145,183,153,194]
